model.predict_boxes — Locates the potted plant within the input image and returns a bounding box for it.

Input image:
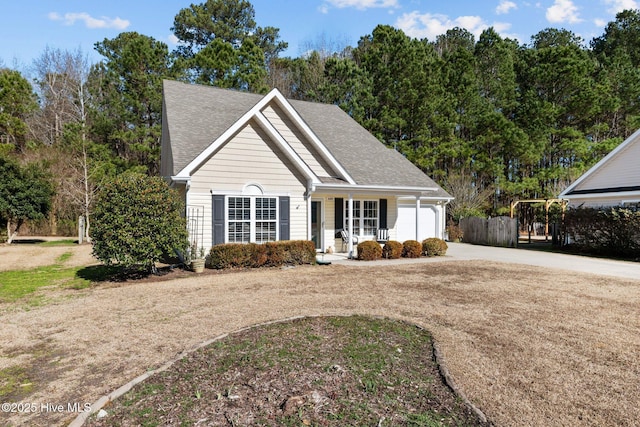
[187,242,206,273]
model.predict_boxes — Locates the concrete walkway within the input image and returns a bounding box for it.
[322,242,640,281]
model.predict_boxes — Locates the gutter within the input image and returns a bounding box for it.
[313,182,442,197]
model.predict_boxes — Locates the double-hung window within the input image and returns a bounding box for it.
[227,196,278,243]
[344,200,378,237]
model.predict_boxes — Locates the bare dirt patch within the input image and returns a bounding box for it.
[0,240,97,272]
[1,245,639,426]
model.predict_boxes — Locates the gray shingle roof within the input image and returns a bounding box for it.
[162,80,450,198]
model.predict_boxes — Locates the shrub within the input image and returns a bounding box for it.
[356,240,382,261]
[402,240,422,258]
[208,240,316,269]
[208,243,254,269]
[563,206,640,258]
[422,238,448,256]
[382,240,403,259]
[446,221,463,242]
[282,240,317,265]
[91,172,188,273]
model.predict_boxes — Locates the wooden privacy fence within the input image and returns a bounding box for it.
[460,216,518,248]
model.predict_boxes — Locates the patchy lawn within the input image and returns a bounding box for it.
[0,243,639,426]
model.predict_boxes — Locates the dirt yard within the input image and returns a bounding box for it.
[1,243,639,426]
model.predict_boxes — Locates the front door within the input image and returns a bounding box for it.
[311,200,322,250]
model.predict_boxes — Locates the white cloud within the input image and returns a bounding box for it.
[594,18,608,27]
[168,34,179,45]
[496,0,517,15]
[545,0,582,24]
[604,0,639,14]
[395,11,511,41]
[48,12,130,30]
[322,0,399,10]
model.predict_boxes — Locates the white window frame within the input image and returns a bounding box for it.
[345,199,378,237]
[227,196,279,243]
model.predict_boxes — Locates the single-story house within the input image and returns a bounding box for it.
[161,80,452,255]
[559,128,640,208]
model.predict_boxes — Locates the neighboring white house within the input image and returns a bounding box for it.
[560,129,640,208]
[160,80,452,255]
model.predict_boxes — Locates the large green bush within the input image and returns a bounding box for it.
[91,172,188,272]
[563,207,640,258]
[208,241,316,269]
[356,240,382,261]
[422,238,448,256]
[0,156,54,243]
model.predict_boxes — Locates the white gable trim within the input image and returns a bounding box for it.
[560,128,640,197]
[270,93,356,185]
[174,88,318,183]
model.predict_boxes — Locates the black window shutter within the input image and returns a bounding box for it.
[212,195,225,245]
[279,196,290,240]
[335,198,344,235]
[379,198,388,229]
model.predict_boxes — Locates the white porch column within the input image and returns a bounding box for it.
[306,193,312,241]
[348,193,354,258]
[415,196,420,241]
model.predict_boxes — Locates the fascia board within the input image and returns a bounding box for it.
[564,190,640,200]
[313,183,441,196]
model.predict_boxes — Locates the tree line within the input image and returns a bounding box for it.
[2,0,640,239]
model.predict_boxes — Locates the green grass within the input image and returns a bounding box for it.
[0,366,33,399]
[37,239,78,246]
[0,252,119,304]
[0,264,90,303]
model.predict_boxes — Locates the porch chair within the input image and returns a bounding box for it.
[339,229,358,252]
[376,228,390,244]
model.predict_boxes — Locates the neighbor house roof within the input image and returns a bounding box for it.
[162,80,451,198]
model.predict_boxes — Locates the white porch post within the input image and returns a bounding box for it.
[415,196,420,241]
[348,193,354,258]
[307,193,312,241]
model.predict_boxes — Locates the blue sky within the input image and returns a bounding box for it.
[1,0,638,71]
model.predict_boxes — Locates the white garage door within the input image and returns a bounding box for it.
[396,203,437,242]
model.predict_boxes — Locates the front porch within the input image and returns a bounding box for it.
[309,192,448,257]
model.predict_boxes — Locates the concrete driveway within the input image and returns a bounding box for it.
[329,242,640,281]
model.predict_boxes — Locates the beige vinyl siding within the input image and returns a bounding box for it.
[573,137,640,192]
[261,104,337,179]
[188,120,308,249]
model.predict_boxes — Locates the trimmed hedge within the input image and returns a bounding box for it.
[422,238,448,256]
[207,240,316,269]
[382,240,403,259]
[357,240,382,261]
[402,240,422,258]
